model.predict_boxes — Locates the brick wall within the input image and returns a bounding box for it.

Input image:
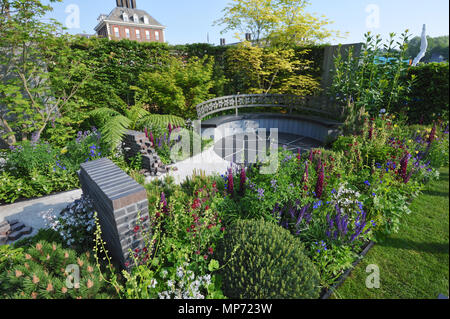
[79,158,149,269]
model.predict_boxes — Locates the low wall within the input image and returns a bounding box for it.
[201,113,342,143]
[79,158,149,269]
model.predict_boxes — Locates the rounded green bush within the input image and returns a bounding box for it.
[218,219,320,299]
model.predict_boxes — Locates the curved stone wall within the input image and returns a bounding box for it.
[201,113,342,144]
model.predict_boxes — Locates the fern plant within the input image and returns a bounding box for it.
[89,95,185,150]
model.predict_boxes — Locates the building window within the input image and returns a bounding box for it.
[123,13,129,22]
[133,14,139,23]
[145,30,150,40]
[125,28,130,38]
[143,16,149,24]
[136,29,140,40]
[155,30,160,41]
[114,27,120,38]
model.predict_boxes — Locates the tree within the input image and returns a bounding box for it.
[214,0,341,46]
[0,0,92,146]
[132,55,216,118]
[406,35,449,62]
[226,41,320,95]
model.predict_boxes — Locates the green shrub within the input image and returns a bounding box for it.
[405,62,449,123]
[0,241,111,299]
[218,219,320,299]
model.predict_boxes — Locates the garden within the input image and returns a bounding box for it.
[0,0,449,300]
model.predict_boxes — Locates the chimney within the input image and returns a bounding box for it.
[220,38,226,46]
[116,0,124,7]
[131,0,136,8]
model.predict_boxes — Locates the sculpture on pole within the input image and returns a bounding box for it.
[412,24,428,66]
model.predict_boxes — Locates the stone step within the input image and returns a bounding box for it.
[11,222,25,233]
[8,226,33,241]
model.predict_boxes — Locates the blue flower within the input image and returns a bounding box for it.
[364,180,371,186]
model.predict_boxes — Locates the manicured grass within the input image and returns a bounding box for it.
[333,167,449,299]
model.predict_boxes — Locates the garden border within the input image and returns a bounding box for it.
[320,241,375,299]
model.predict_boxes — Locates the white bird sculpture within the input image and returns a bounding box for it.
[412,24,428,66]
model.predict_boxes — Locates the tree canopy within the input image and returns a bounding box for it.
[214,0,343,46]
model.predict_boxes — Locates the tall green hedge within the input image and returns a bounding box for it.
[405,62,449,124]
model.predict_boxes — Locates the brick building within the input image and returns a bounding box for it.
[95,0,165,43]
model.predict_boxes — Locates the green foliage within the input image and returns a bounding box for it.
[406,35,449,62]
[0,0,93,146]
[404,62,449,123]
[329,31,412,120]
[226,41,321,96]
[0,129,104,203]
[134,55,215,118]
[213,0,339,46]
[0,241,111,299]
[218,218,320,298]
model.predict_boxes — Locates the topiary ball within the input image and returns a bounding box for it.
[218,219,320,299]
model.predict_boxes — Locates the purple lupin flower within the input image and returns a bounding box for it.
[399,152,409,183]
[309,149,313,162]
[368,120,374,140]
[144,127,148,139]
[168,123,172,134]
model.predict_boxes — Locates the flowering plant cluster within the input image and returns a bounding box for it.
[44,195,96,251]
[213,116,448,288]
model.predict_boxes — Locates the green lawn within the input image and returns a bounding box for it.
[333,167,449,299]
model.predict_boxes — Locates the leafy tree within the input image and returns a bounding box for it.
[214,0,341,46]
[0,0,92,146]
[406,35,449,62]
[226,41,320,95]
[133,55,216,118]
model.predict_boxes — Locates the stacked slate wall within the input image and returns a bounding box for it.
[122,130,167,176]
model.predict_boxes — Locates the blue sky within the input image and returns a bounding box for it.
[43,0,449,45]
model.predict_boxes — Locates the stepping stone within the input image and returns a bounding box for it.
[0,220,8,228]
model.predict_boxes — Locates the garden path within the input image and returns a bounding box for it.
[0,189,82,245]
[146,146,239,185]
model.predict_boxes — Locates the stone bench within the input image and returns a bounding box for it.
[79,158,149,268]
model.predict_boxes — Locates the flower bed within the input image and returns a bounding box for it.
[0,115,448,299]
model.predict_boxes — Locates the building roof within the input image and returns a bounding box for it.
[95,7,165,31]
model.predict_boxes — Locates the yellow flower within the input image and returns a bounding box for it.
[416,151,419,154]
[60,147,68,155]
[394,124,398,128]
[408,139,412,143]
[392,115,396,119]
[416,130,421,134]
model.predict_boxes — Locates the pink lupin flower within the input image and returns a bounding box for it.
[315,163,324,198]
[239,166,246,195]
[227,167,234,196]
